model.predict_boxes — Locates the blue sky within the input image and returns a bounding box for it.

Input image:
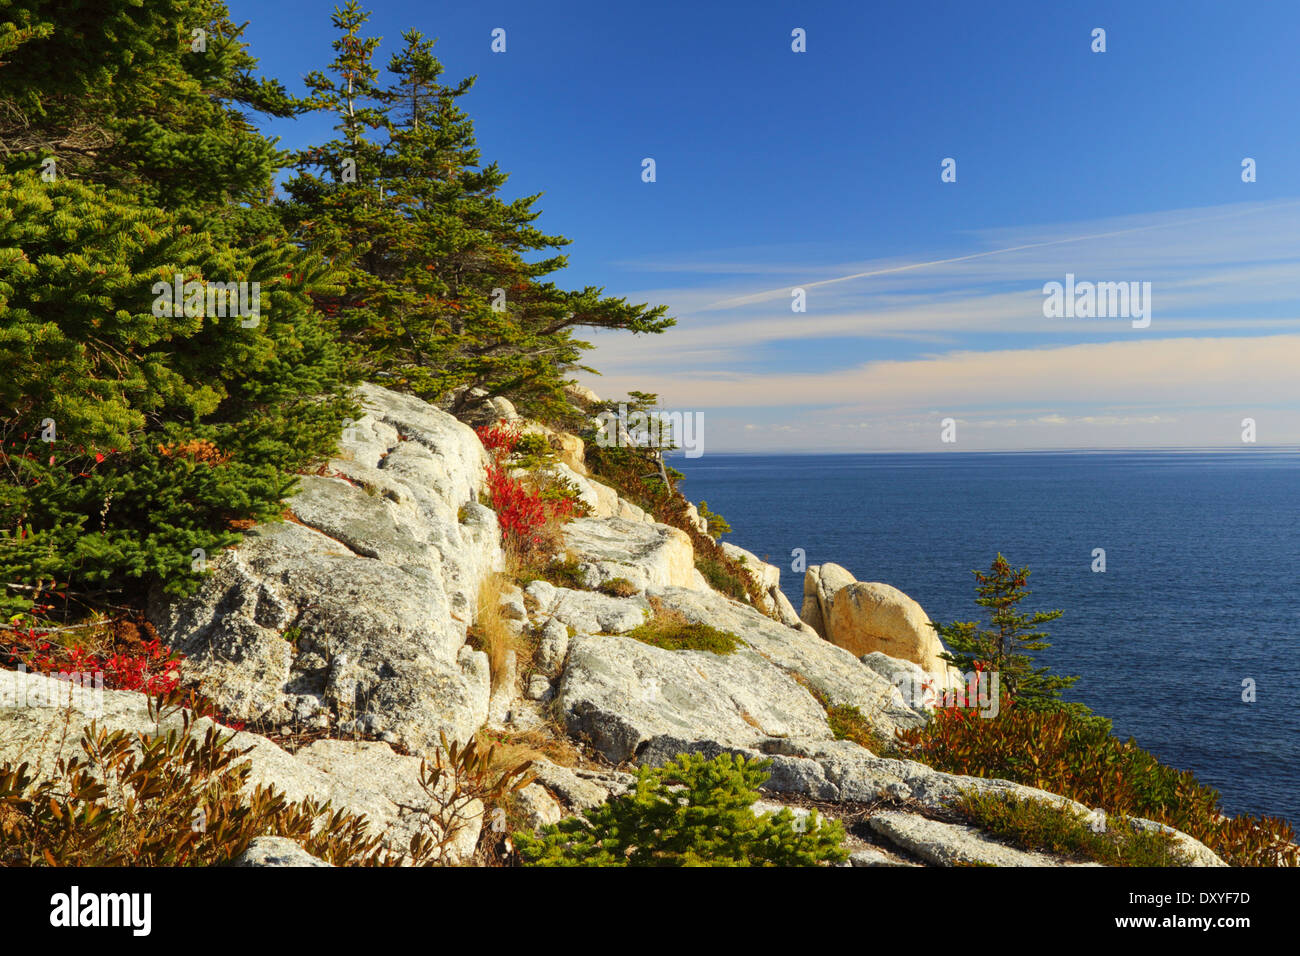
[232,0,1300,451]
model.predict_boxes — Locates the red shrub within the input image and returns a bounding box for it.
[484,463,575,549]
[476,422,521,457]
[7,624,183,695]
[35,639,182,695]
[476,421,575,551]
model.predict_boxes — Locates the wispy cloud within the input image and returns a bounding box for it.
[579,199,1300,450]
[594,334,1300,408]
[695,201,1300,311]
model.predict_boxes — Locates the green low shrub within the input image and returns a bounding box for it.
[694,554,753,604]
[695,500,731,540]
[825,702,892,754]
[510,433,556,469]
[516,752,847,866]
[514,557,585,591]
[954,790,1188,867]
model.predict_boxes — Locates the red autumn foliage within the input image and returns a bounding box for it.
[16,632,183,695]
[484,462,575,548]
[475,421,574,550]
[475,422,520,457]
[4,610,184,696]
[892,703,1298,867]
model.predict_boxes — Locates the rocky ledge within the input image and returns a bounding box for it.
[0,383,1226,867]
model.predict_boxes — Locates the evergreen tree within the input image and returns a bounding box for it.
[696,502,732,541]
[934,553,1079,711]
[0,0,304,218]
[0,173,353,613]
[280,4,674,423]
[0,2,354,614]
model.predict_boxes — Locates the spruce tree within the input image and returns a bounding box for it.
[0,2,354,614]
[517,753,847,867]
[934,553,1079,711]
[280,4,674,423]
[0,0,303,216]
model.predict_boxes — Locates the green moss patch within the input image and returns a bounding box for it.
[624,618,741,655]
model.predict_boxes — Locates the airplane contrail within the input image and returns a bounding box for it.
[701,200,1300,311]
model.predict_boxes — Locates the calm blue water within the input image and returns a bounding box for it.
[675,450,1300,827]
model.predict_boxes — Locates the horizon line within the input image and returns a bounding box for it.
[667,444,1300,457]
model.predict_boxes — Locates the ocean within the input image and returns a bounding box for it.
[674,449,1300,827]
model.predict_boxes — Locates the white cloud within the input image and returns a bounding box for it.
[577,198,1300,450]
[593,334,1300,409]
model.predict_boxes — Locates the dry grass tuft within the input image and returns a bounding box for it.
[478,727,580,770]
[468,573,517,691]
